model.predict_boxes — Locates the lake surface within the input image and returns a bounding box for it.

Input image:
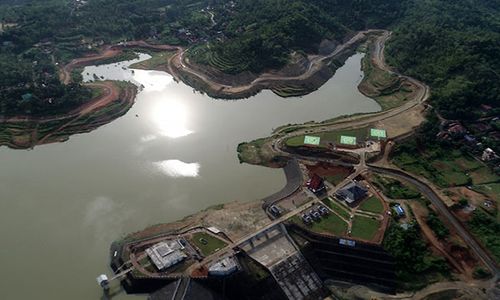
[0,53,379,299]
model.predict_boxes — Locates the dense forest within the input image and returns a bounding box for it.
[0,0,498,119]
[386,0,500,120]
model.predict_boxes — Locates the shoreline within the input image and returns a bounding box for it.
[0,30,387,149]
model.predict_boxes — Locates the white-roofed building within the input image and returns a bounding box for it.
[208,257,239,276]
[146,241,187,271]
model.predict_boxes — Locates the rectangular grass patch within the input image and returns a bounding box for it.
[351,216,380,240]
[340,135,357,145]
[190,232,227,256]
[370,128,387,139]
[358,196,384,214]
[304,135,321,146]
[321,198,351,220]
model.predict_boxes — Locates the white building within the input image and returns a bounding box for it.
[146,241,187,271]
[208,257,239,276]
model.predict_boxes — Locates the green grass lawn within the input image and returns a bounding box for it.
[292,213,348,236]
[358,196,384,214]
[130,51,173,69]
[324,173,350,186]
[285,127,369,148]
[321,198,351,220]
[351,216,380,240]
[190,232,227,256]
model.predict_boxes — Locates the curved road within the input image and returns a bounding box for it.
[368,165,499,275]
[169,30,382,95]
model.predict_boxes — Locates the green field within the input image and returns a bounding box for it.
[321,198,351,220]
[372,174,421,199]
[392,148,498,188]
[285,127,369,148]
[304,135,321,145]
[370,128,387,138]
[358,196,384,214]
[351,216,380,240]
[469,167,500,185]
[130,51,174,70]
[190,232,227,256]
[292,212,348,236]
[340,135,357,145]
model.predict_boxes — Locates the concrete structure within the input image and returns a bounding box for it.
[146,241,187,271]
[208,257,239,276]
[240,224,324,300]
[339,238,356,247]
[335,181,368,205]
[96,274,109,289]
[207,227,221,234]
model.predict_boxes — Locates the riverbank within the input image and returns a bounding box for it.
[167,30,385,99]
[0,81,136,149]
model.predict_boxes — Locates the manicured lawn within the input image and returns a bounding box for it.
[321,198,351,220]
[190,232,227,256]
[351,216,380,240]
[291,213,348,236]
[358,196,384,214]
[286,136,309,147]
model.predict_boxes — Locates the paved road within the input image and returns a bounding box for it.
[262,159,303,210]
[368,165,499,275]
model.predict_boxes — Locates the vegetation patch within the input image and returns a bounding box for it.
[321,198,350,220]
[426,211,449,240]
[393,142,499,188]
[291,213,348,236]
[359,45,413,110]
[130,51,174,70]
[190,232,227,257]
[237,138,287,167]
[467,210,500,263]
[351,215,380,240]
[383,222,450,290]
[372,174,421,199]
[358,196,384,214]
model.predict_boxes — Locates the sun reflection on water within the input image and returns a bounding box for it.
[154,160,200,178]
[150,99,193,138]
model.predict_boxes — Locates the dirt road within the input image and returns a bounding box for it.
[36,81,123,145]
[168,30,381,96]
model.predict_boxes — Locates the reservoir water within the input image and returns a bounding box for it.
[0,53,380,299]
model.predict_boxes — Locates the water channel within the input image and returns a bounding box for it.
[0,53,380,299]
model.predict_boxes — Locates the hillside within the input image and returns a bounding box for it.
[0,0,498,119]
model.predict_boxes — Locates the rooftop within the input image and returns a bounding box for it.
[208,257,239,276]
[146,241,186,271]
